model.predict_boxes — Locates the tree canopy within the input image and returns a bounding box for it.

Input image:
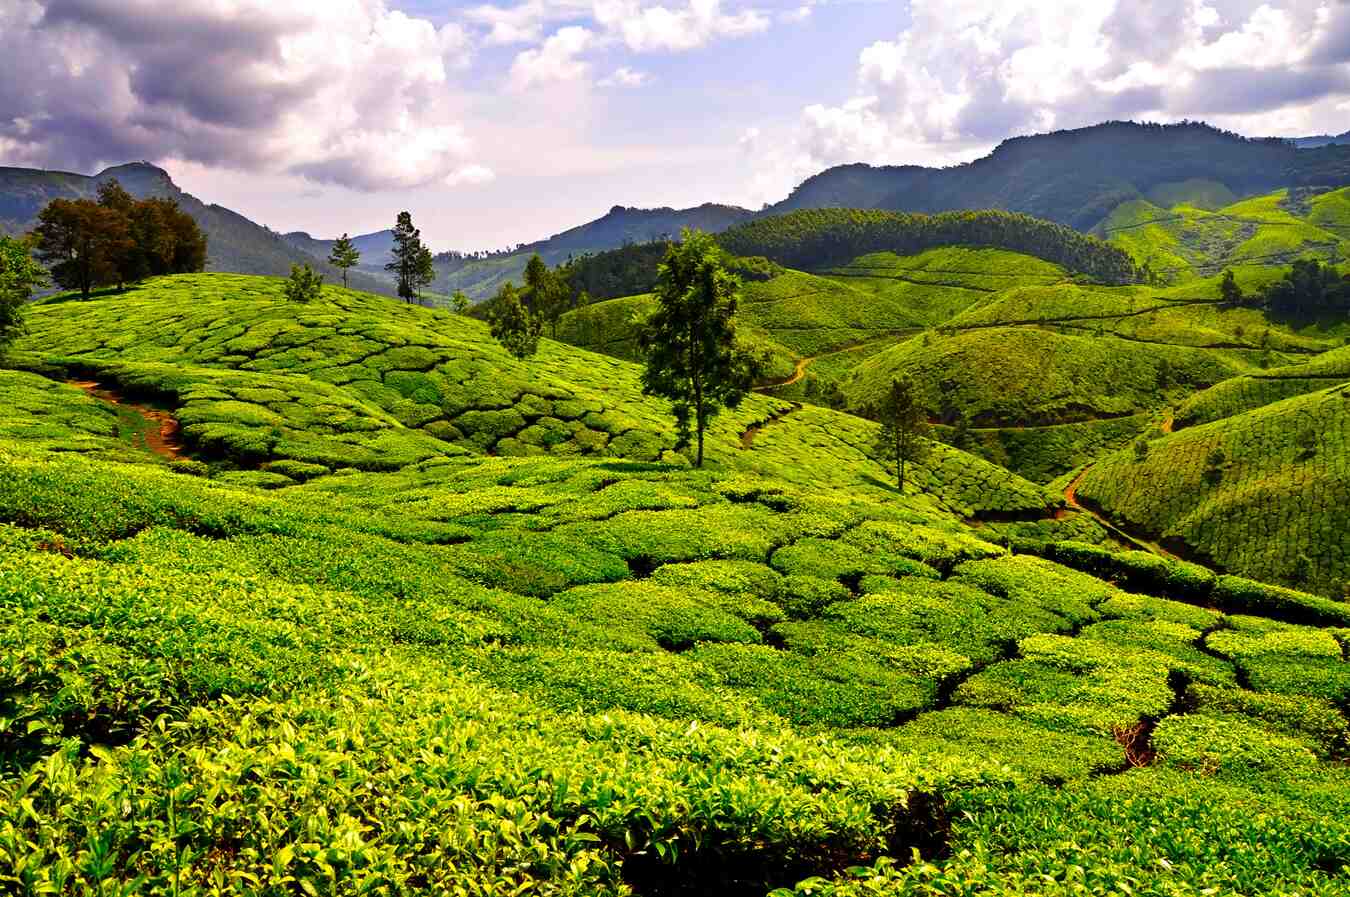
[1261,259,1350,320]
[489,282,543,360]
[638,229,761,467]
[869,375,931,492]
[0,235,47,353]
[328,234,361,289]
[386,212,431,304]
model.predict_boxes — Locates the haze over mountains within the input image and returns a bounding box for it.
[4,121,1350,301]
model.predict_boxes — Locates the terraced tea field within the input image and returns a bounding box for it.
[2,273,1348,896]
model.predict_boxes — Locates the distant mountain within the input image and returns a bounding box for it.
[282,229,396,276]
[433,202,754,300]
[767,121,1350,231]
[0,162,395,297]
[1291,131,1350,148]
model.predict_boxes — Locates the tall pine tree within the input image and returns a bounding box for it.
[385,212,426,303]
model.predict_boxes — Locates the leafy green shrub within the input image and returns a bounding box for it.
[1153,714,1320,778]
[1186,683,1349,758]
[552,582,762,651]
[1212,574,1350,627]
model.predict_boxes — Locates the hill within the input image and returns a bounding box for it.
[2,272,1348,896]
[1075,384,1350,594]
[434,203,753,300]
[769,121,1350,231]
[282,228,397,276]
[1100,187,1350,283]
[0,163,395,296]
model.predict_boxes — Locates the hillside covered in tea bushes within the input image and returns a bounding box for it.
[1,272,1348,897]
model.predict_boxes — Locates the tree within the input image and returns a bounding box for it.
[872,375,931,492]
[489,282,542,360]
[1219,269,1243,307]
[524,253,568,338]
[450,290,471,314]
[638,229,761,467]
[385,212,427,303]
[283,263,324,303]
[328,234,360,289]
[31,198,133,299]
[0,235,47,354]
[415,245,436,304]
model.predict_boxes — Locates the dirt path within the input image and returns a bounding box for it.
[69,380,187,460]
[1063,465,1178,560]
[740,402,802,449]
[1160,409,1175,434]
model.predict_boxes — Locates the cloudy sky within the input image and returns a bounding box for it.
[2,0,1348,249]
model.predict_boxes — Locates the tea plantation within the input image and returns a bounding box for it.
[1,273,1348,896]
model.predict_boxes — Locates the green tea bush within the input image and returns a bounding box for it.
[1153,714,1320,778]
[1185,683,1349,758]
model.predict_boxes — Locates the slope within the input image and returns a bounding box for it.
[1075,384,1350,595]
[13,273,1055,521]
[0,163,395,296]
[768,121,1350,230]
[2,276,1348,896]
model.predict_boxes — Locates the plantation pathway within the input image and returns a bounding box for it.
[1063,464,1179,561]
[68,380,188,460]
[757,332,919,393]
[1161,409,1175,434]
[740,401,803,448]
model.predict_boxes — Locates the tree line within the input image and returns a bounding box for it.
[29,179,208,299]
[717,208,1143,284]
[1219,261,1350,320]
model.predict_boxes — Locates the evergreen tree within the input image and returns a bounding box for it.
[0,235,47,354]
[385,212,426,303]
[283,263,324,303]
[873,375,931,492]
[328,234,360,289]
[1219,269,1243,307]
[415,245,436,304]
[638,229,760,467]
[489,282,542,360]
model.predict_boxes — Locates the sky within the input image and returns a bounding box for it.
[2,1,1348,251]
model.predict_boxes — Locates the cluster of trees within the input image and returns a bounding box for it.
[485,253,578,358]
[717,209,1143,285]
[1219,261,1350,320]
[30,179,207,298]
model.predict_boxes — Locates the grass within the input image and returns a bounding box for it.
[1,272,1348,896]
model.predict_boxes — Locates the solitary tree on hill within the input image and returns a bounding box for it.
[450,289,471,314]
[489,282,542,360]
[386,212,428,303]
[639,229,760,467]
[0,235,47,354]
[872,375,931,492]
[328,234,360,288]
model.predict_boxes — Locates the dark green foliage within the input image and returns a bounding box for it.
[281,263,323,304]
[327,233,360,288]
[1262,258,1350,319]
[488,281,543,360]
[31,197,133,298]
[869,375,930,492]
[718,208,1142,284]
[0,235,44,353]
[385,211,429,304]
[639,230,761,466]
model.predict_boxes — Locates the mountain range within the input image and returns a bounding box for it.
[4,121,1350,301]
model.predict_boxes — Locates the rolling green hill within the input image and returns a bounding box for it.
[1101,187,1350,283]
[2,272,1349,896]
[1076,385,1350,595]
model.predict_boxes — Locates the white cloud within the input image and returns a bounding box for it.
[789,0,1350,171]
[592,0,771,53]
[445,164,497,186]
[509,25,595,89]
[599,66,651,87]
[1,0,488,190]
[463,0,591,45]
